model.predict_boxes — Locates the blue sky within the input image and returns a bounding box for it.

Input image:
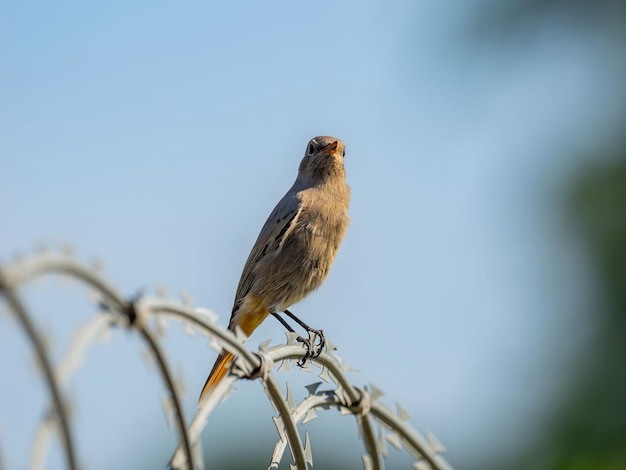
[1,1,623,468]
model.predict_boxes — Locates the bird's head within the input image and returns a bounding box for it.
[298,136,346,181]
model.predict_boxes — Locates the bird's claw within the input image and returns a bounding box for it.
[296,329,326,367]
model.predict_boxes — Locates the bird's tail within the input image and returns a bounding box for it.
[199,295,270,402]
[199,348,234,402]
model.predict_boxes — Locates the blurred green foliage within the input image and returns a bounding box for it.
[474,0,626,35]
[521,156,626,470]
[573,161,626,321]
[476,0,626,468]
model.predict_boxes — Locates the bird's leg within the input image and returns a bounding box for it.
[270,311,312,366]
[283,309,326,359]
[270,311,312,365]
[270,310,325,367]
[270,310,296,333]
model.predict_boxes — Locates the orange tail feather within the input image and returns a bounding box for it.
[199,297,270,402]
[199,349,234,402]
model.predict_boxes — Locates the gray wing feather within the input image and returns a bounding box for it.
[230,190,303,318]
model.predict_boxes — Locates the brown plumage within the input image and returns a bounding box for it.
[199,136,350,401]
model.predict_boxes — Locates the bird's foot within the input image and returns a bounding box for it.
[296,329,325,367]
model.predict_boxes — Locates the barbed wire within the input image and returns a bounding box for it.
[0,250,453,470]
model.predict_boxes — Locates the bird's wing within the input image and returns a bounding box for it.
[229,190,303,323]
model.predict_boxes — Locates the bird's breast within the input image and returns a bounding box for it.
[253,183,350,311]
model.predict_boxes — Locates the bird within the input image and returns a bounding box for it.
[199,136,351,401]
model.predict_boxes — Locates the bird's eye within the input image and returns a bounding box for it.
[308,143,315,155]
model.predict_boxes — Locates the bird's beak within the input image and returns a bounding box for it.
[322,141,339,154]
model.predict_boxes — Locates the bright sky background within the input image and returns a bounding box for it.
[1,1,623,469]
